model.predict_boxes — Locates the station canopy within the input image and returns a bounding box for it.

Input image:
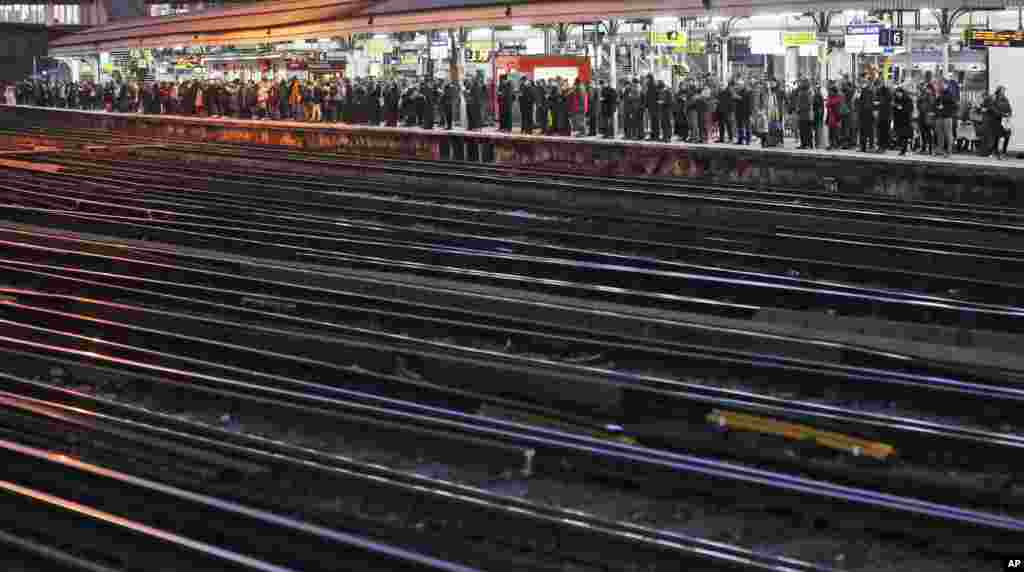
[49,0,735,55]
[48,0,1008,56]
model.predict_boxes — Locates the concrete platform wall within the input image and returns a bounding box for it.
[2,105,1022,208]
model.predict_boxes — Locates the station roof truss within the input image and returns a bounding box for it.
[48,0,1014,56]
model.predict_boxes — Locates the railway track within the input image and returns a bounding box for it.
[0,122,1021,569]
[3,125,1024,293]
[0,354,1015,570]
[1,432,477,572]
[1,228,1023,528]
[1,121,1022,222]
[0,132,1021,292]
[2,160,1023,336]
[0,372,851,572]
[2,122,1024,246]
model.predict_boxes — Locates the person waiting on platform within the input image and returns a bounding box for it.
[13,73,1017,160]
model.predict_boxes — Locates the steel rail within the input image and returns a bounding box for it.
[2,284,1024,521]
[3,281,1024,514]
[0,376,836,572]
[3,200,1021,333]
[3,171,1023,311]
[2,123,1022,222]
[2,226,1023,413]
[0,437,484,572]
[17,150,1024,285]
[0,327,1020,557]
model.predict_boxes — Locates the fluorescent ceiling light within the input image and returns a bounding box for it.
[652,17,676,25]
[512,25,531,31]
[373,33,389,39]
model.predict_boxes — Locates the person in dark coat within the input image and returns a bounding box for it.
[518,78,535,134]
[644,74,658,140]
[553,83,570,135]
[401,86,417,126]
[673,84,688,140]
[734,81,752,145]
[874,82,892,152]
[622,82,639,139]
[716,82,735,143]
[384,81,400,126]
[812,85,824,148]
[891,86,914,156]
[278,79,290,120]
[656,81,672,142]
[600,80,617,138]
[463,79,479,130]
[796,79,814,149]
[992,86,1013,159]
[370,80,383,125]
[586,81,600,136]
[857,84,876,152]
[532,79,547,134]
[497,75,515,132]
[439,80,454,130]
[916,83,935,155]
[421,80,437,129]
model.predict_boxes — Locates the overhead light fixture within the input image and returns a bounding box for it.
[652,17,677,25]
[512,25,531,31]
[373,33,389,39]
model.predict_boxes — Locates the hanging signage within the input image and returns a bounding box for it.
[681,40,705,54]
[845,24,881,53]
[879,28,904,47]
[728,37,751,60]
[364,39,390,58]
[783,31,817,47]
[650,30,687,47]
[748,31,785,55]
[464,40,494,63]
[965,29,1024,48]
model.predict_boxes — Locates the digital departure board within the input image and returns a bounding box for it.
[965,30,1024,48]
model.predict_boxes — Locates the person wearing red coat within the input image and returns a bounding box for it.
[825,84,844,150]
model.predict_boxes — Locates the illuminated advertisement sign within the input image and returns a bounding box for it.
[965,29,1024,48]
[783,31,817,47]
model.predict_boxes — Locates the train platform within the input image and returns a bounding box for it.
[4,104,1022,168]
[2,104,1022,207]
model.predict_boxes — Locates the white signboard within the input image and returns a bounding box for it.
[533,66,578,83]
[747,31,785,55]
[845,25,880,54]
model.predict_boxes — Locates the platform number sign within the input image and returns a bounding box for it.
[1007,559,1023,570]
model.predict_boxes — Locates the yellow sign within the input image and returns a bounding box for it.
[465,40,494,52]
[465,40,494,63]
[364,39,390,58]
[400,53,418,66]
[680,40,705,54]
[650,31,687,47]
[783,31,817,47]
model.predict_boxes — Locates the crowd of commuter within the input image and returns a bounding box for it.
[2,70,1014,158]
